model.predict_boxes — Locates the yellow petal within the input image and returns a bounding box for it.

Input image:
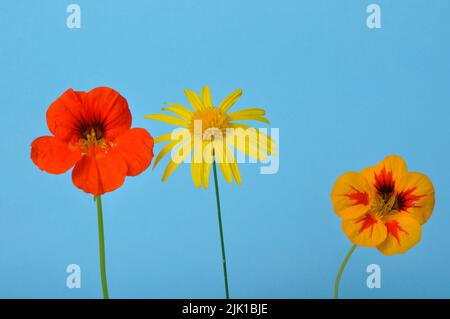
[201,142,214,188]
[331,171,372,220]
[228,114,270,125]
[229,123,277,155]
[144,114,188,127]
[161,161,178,182]
[191,136,204,164]
[201,86,213,109]
[225,144,242,185]
[184,89,203,111]
[218,88,242,112]
[153,138,185,169]
[213,141,232,184]
[228,108,266,117]
[191,162,203,188]
[154,133,174,144]
[377,213,422,256]
[162,102,193,120]
[226,130,267,161]
[360,155,408,191]
[202,160,212,188]
[154,129,189,144]
[162,140,193,181]
[395,172,435,225]
[202,141,214,164]
[342,214,387,247]
[257,131,277,156]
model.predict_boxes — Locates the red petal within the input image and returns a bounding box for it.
[31,136,81,174]
[72,149,127,195]
[46,89,87,142]
[115,128,154,176]
[84,87,132,140]
[46,87,132,143]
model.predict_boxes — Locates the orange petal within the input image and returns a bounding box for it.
[84,87,132,140]
[361,155,408,195]
[46,89,87,142]
[342,213,387,247]
[72,149,127,195]
[331,171,372,220]
[31,136,81,174]
[395,172,435,225]
[377,213,422,256]
[115,128,155,176]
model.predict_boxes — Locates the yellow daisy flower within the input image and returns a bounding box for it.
[145,86,276,188]
[145,86,276,298]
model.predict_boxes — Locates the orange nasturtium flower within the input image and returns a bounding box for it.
[331,155,435,298]
[145,86,276,298]
[31,87,154,298]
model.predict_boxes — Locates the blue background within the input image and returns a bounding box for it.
[0,0,449,298]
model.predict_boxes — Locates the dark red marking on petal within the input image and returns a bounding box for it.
[357,214,378,235]
[343,186,369,206]
[385,220,408,244]
[395,187,426,212]
[374,167,395,198]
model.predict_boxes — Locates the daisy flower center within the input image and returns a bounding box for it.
[189,108,229,140]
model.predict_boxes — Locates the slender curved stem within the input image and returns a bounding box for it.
[212,160,230,299]
[96,195,109,299]
[334,244,357,299]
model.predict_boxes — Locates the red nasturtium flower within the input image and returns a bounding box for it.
[31,87,154,195]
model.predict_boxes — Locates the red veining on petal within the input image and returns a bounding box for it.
[343,186,369,206]
[385,220,408,244]
[357,214,378,234]
[396,187,426,212]
[374,167,395,197]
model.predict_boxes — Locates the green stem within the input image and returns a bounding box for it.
[96,195,109,299]
[334,244,357,299]
[212,160,230,299]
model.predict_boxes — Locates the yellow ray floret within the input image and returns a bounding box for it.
[144,114,188,127]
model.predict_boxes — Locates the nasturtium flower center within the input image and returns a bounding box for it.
[370,169,416,218]
[371,193,399,217]
[80,125,108,154]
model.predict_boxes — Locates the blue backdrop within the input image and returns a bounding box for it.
[0,0,449,298]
